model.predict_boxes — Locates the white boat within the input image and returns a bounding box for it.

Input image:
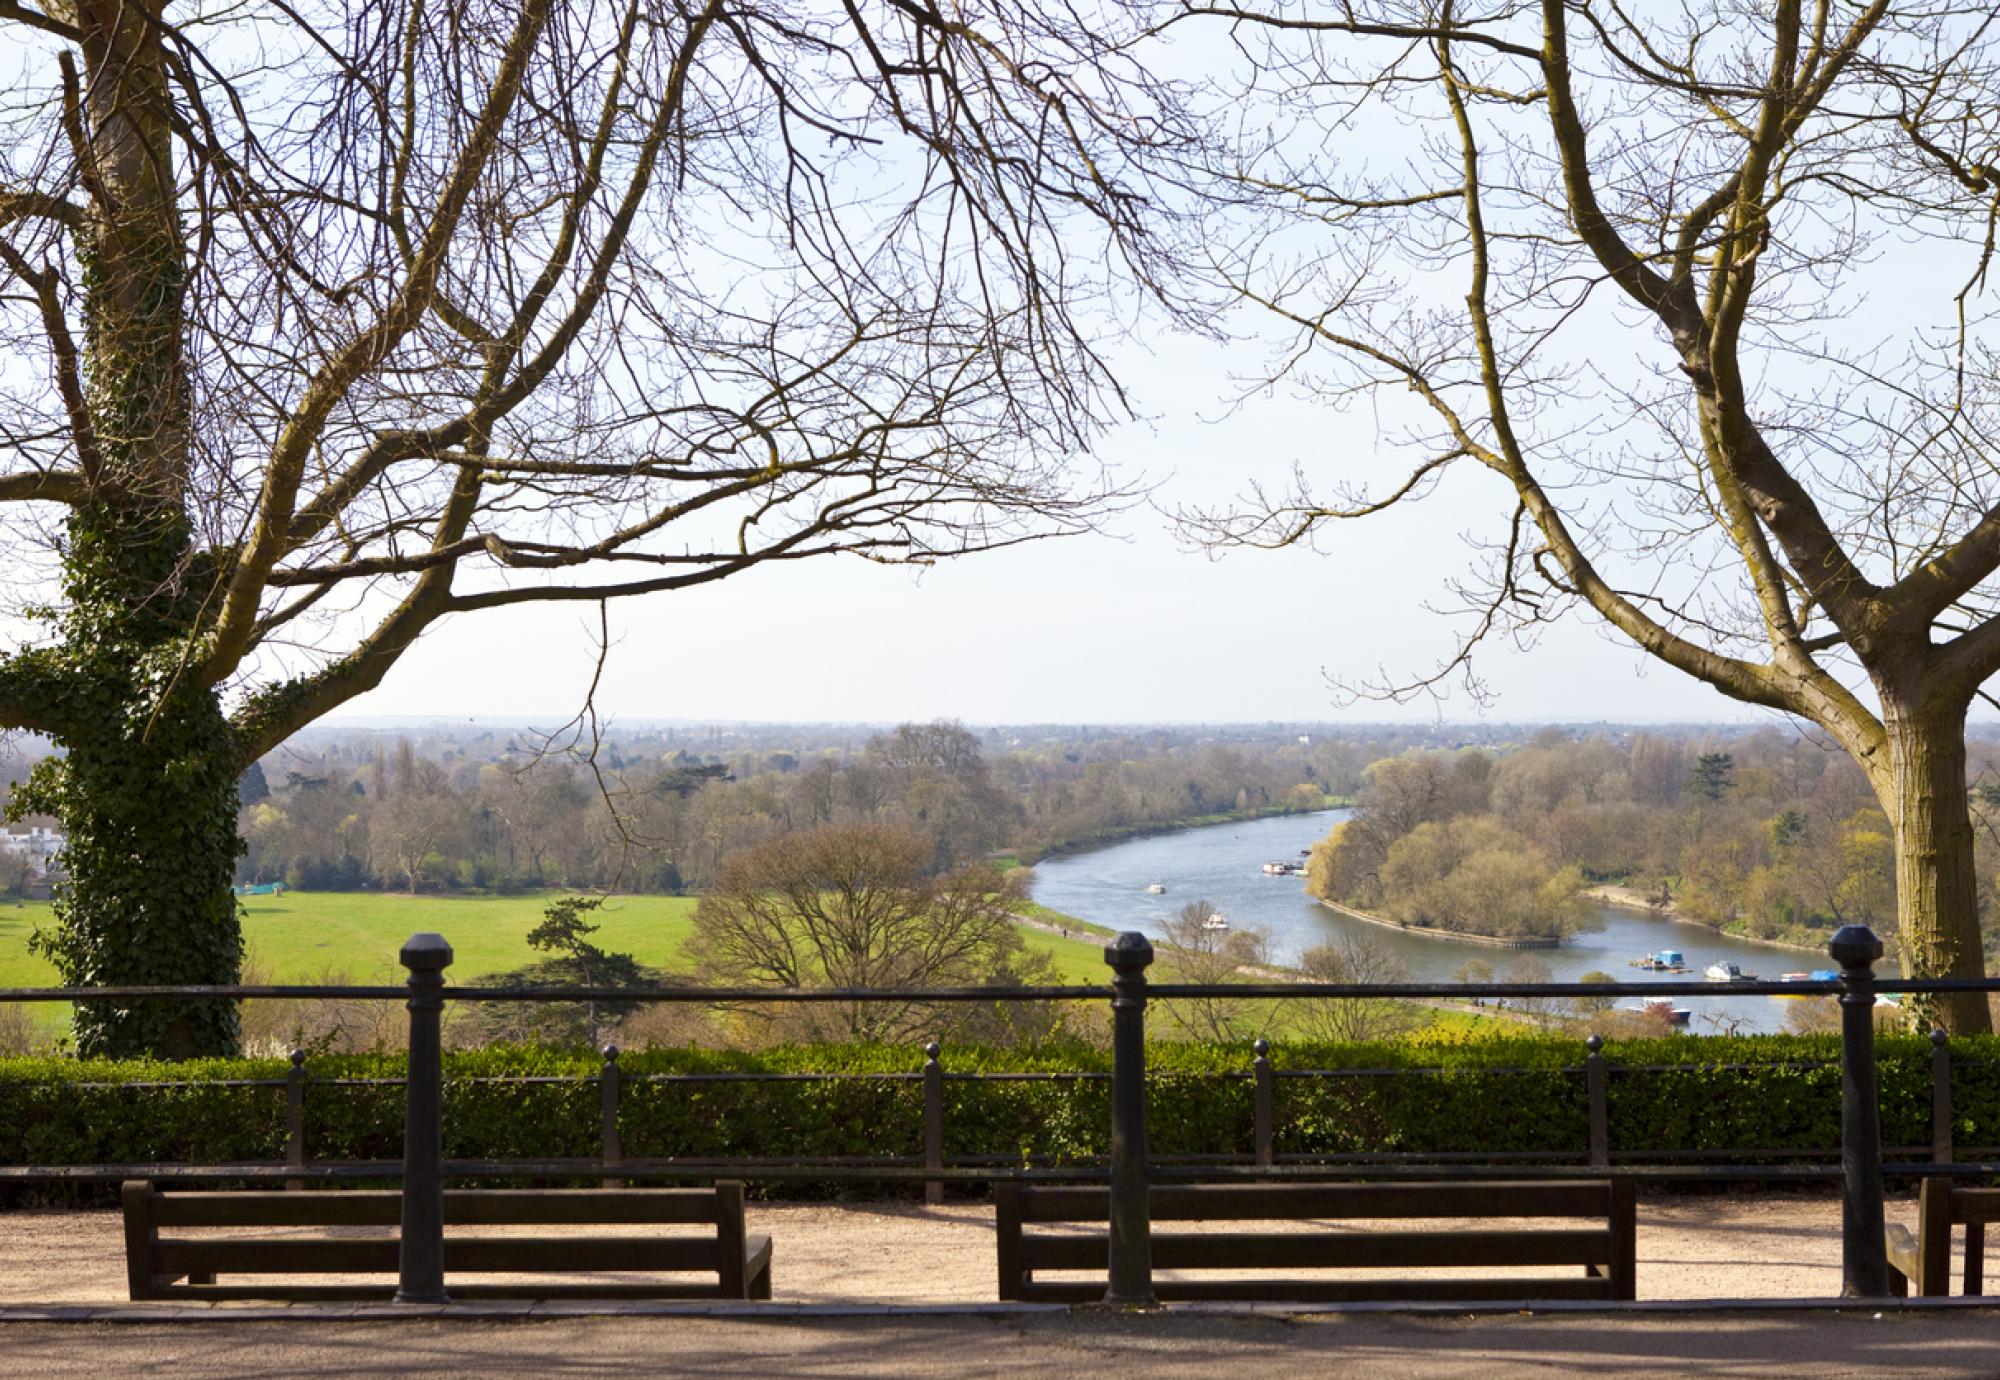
[1145,883,1166,894]
[1625,997,1692,1026]
[1704,961,1756,983]
[1201,913,1230,931]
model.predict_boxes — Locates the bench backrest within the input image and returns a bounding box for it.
[1950,1186,2000,1224]
[1006,1180,1618,1223]
[996,1179,1636,1303]
[124,1182,751,1296]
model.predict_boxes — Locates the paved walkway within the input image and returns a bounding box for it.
[0,1194,1881,1304]
[7,1193,1996,1375]
[1,1310,1996,1377]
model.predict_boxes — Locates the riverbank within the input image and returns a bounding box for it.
[1588,887,1831,957]
[1317,900,1561,950]
[1016,801,1347,867]
[1027,808,1810,1032]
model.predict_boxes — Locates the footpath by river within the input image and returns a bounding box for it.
[1027,809,1848,1035]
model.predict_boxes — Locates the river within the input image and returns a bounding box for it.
[1028,809,1841,1034]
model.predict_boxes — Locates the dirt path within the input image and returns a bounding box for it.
[0,1193,1937,1305]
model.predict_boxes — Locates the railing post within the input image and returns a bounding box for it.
[396,932,452,1305]
[601,1044,623,1188]
[1931,1028,1953,1165]
[1252,1039,1274,1168]
[923,1041,945,1205]
[1104,931,1155,1307]
[1831,924,1889,1298]
[285,1048,307,1191]
[1585,1034,1609,1170]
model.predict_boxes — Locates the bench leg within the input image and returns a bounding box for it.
[1920,1181,1953,1297]
[121,1181,165,1301]
[1608,1179,1637,1302]
[750,1260,772,1301]
[1966,1221,1984,1297]
[995,1182,1023,1302]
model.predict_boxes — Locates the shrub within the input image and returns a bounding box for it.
[1,1033,1991,1204]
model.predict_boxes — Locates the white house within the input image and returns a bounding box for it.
[0,825,63,873]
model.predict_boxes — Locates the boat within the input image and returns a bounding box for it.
[1201,912,1230,931]
[1625,997,1692,1026]
[1631,950,1687,972]
[1261,861,1303,876]
[1145,883,1166,894]
[1704,961,1756,983]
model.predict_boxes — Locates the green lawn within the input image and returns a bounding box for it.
[0,890,1114,988]
[0,892,1485,1044]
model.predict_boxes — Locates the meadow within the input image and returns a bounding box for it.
[0,889,1117,991]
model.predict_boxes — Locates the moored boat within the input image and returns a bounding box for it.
[1145,883,1166,894]
[1625,997,1692,1026]
[1631,949,1688,972]
[1201,912,1230,931]
[1704,961,1756,983]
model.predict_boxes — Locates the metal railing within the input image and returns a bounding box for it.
[3,920,1996,1305]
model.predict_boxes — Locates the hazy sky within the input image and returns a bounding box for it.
[345,324,1789,730]
[311,18,1976,736]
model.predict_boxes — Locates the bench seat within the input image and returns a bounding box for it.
[122,1181,772,1302]
[996,1179,1636,1303]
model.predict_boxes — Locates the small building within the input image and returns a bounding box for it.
[0,825,62,873]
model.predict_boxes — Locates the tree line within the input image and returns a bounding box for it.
[226,721,1360,896]
[1308,728,2000,961]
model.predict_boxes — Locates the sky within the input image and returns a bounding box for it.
[342,323,1788,729]
[8,7,1970,735]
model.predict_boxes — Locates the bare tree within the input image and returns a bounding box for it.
[1162,2,2000,1030]
[687,822,1046,1043]
[1154,900,1270,1043]
[1293,934,1416,1044]
[0,0,1158,1053]
[1499,955,1559,1030]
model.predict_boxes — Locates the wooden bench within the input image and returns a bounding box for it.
[1888,1180,1998,1297]
[995,1179,1636,1303]
[122,1181,773,1302]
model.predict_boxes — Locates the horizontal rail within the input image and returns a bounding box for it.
[2,976,1995,1004]
[6,1060,1909,1093]
[9,1156,2000,1185]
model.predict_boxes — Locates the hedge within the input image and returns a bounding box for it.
[4,1034,1996,1204]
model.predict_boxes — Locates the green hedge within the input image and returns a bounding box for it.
[4,1035,1996,1204]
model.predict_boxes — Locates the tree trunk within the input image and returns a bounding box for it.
[13,7,243,1058]
[30,661,245,1059]
[1882,703,1991,1036]
[19,502,245,1057]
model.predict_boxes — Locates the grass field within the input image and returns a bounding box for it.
[0,889,1116,992]
[0,893,1475,1043]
